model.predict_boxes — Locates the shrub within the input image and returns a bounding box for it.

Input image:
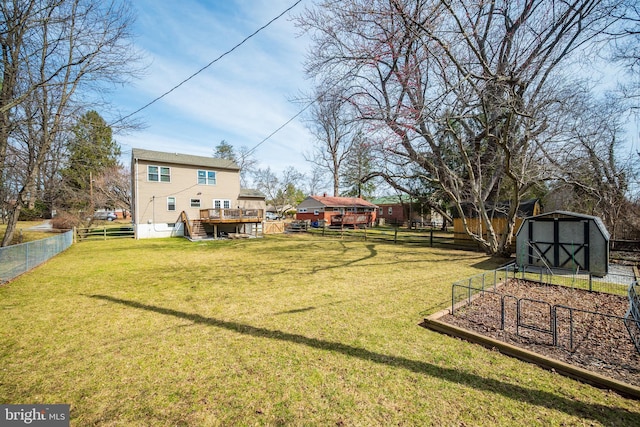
[50,211,81,230]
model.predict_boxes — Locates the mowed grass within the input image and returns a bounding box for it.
[0,221,53,245]
[1,234,638,426]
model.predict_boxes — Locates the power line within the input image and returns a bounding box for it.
[111,0,304,126]
[243,99,315,159]
[238,66,362,164]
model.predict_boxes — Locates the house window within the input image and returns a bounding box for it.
[167,196,176,211]
[190,198,201,208]
[214,199,231,209]
[379,208,383,215]
[298,208,307,213]
[388,207,393,215]
[314,209,320,216]
[148,165,170,182]
[198,170,217,185]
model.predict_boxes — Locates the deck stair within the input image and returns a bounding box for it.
[189,220,208,240]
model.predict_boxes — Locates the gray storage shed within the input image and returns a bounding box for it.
[515,211,610,276]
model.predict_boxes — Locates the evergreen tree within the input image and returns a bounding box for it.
[60,110,120,209]
[213,140,237,163]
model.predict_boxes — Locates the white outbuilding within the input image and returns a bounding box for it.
[515,211,610,277]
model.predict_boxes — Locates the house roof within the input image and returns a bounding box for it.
[266,204,296,212]
[239,188,266,199]
[131,148,240,171]
[452,199,541,218]
[301,195,378,208]
[370,195,417,205]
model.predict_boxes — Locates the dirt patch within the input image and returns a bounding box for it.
[439,279,640,387]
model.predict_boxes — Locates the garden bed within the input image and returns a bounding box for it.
[437,279,640,388]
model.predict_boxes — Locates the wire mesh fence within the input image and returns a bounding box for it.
[450,263,640,361]
[0,230,73,284]
[452,263,634,308]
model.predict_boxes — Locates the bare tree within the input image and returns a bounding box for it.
[609,2,640,103]
[544,93,638,238]
[304,86,358,196]
[0,0,141,246]
[303,165,329,196]
[299,0,625,256]
[253,166,305,217]
[92,165,131,216]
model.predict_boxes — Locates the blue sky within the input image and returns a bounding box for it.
[109,0,639,192]
[110,0,314,177]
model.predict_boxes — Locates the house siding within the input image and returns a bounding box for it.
[376,203,406,225]
[131,149,264,239]
[295,196,378,226]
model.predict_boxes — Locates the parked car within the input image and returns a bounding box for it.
[94,211,117,221]
[265,212,280,221]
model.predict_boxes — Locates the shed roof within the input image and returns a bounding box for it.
[518,210,610,240]
[132,148,240,171]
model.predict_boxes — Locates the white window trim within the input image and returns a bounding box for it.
[148,165,171,182]
[167,196,176,211]
[198,169,217,185]
[213,199,231,209]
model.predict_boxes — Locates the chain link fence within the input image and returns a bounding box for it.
[0,230,73,284]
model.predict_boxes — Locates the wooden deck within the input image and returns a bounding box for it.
[199,208,263,224]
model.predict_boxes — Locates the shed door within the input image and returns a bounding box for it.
[527,218,589,272]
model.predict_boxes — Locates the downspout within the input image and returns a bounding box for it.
[134,158,139,239]
[151,195,163,232]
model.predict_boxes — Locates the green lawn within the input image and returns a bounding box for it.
[1,234,638,426]
[0,221,53,245]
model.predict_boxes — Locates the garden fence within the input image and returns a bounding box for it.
[0,230,73,284]
[450,263,640,355]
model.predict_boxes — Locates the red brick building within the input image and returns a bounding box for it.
[296,195,378,227]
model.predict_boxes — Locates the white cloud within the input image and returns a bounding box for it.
[113,0,316,179]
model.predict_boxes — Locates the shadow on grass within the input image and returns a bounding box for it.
[274,306,316,315]
[307,243,483,274]
[87,294,639,423]
[471,257,512,270]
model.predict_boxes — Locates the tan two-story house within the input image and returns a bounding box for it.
[131,148,265,239]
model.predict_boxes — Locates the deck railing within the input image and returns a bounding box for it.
[179,211,194,238]
[199,208,262,221]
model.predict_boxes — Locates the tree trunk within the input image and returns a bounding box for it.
[1,197,23,247]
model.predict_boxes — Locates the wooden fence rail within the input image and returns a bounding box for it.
[75,226,135,241]
[304,226,481,249]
